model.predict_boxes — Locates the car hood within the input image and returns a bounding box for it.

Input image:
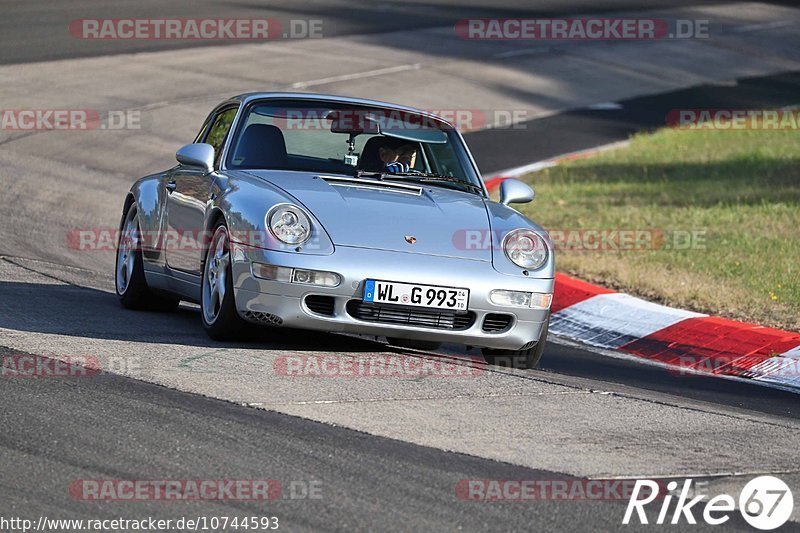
[243,171,492,261]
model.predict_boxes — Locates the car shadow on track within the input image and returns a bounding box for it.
[3,280,799,420]
[0,281,382,352]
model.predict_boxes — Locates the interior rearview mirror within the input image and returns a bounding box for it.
[499,178,535,205]
[176,143,215,173]
[326,110,379,135]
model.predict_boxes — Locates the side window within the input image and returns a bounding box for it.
[204,107,238,166]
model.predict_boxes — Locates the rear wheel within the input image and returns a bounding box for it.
[482,313,549,369]
[201,221,248,340]
[115,203,179,311]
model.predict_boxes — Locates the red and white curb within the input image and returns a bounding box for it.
[549,274,800,389]
[484,151,800,391]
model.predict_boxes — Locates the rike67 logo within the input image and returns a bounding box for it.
[624,476,793,530]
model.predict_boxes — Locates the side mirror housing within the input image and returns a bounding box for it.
[176,143,215,173]
[499,179,535,205]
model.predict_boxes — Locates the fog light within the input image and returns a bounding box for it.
[292,268,341,287]
[251,263,292,282]
[490,290,552,309]
[294,269,312,284]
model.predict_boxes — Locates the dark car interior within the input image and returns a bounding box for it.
[231,122,424,176]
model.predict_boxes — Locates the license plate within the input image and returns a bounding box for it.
[363,280,469,311]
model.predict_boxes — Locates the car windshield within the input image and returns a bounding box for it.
[226,99,482,193]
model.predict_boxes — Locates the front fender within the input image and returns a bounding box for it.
[210,171,335,256]
[485,201,555,279]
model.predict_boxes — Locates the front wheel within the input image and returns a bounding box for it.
[201,222,248,340]
[482,313,549,369]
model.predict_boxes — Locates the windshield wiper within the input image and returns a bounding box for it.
[353,170,484,194]
[381,172,485,194]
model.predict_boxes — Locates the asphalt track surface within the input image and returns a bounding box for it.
[1,0,789,65]
[0,348,781,532]
[2,2,800,531]
[470,70,800,173]
[2,75,799,528]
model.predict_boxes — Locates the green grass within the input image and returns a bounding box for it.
[517,126,800,331]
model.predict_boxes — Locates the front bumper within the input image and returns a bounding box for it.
[231,245,553,350]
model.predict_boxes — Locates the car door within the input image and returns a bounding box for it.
[165,106,237,275]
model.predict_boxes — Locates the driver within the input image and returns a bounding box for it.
[396,144,417,169]
[379,138,418,173]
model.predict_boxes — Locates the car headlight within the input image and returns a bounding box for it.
[503,229,548,270]
[268,204,311,245]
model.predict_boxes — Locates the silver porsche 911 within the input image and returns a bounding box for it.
[115,93,554,368]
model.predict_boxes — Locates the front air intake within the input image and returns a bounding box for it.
[346,300,475,330]
[482,313,513,333]
[242,311,283,326]
[305,295,336,316]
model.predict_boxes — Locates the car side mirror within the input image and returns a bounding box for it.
[176,143,215,173]
[499,178,534,205]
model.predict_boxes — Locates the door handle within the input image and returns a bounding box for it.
[166,180,177,193]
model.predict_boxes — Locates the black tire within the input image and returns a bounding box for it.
[201,221,249,340]
[482,313,550,369]
[115,203,180,311]
[387,338,442,351]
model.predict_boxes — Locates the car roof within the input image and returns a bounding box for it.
[219,92,456,129]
